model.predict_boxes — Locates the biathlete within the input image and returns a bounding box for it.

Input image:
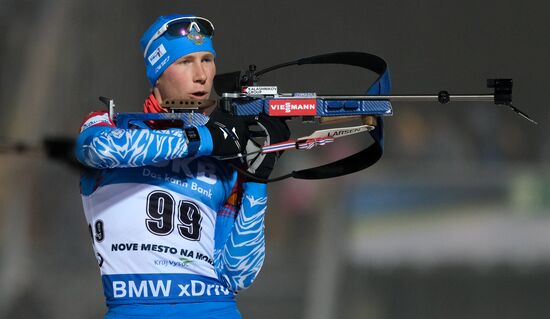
[75,14,289,319]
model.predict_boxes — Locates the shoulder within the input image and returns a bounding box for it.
[79,111,115,133]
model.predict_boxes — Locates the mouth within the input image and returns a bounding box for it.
[189,91,208,99]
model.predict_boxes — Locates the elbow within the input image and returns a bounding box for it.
[218,253,266,293]
[221,273,257,294]
[75,135,117,169]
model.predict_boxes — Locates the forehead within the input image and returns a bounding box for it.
[175,51,215,61]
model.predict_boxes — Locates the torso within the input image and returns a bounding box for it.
[80,156,238,304]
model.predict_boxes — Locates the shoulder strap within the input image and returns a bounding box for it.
[286,52,390,180]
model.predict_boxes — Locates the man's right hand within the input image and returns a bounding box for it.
[245,114,291,182]
[205,109,252,157]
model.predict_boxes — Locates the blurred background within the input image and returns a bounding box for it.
[1,0,549,318]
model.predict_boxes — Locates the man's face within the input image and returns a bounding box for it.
[155,51,216,101]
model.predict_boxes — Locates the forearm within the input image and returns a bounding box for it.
[215,182,267,292]
[75,125,213,168]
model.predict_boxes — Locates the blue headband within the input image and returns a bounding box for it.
[140,14,216,87]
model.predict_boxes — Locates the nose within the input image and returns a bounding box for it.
[193,63,207,84]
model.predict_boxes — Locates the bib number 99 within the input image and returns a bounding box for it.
[146,190,202,241]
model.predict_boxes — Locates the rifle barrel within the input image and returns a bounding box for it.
[318,94,495,103]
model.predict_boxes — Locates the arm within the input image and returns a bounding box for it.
[214,181,267,293]
[75,111,213,168]
[212,115,289,292]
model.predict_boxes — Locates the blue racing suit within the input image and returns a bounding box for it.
[75,102,267,318]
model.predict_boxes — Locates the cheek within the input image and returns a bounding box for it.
[161,68,193,92]
[205,65,216,87]
[208,64,216,79]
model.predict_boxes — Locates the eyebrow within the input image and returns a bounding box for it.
[201,53,215,59]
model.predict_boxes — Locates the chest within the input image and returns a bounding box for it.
[81,157,236,211]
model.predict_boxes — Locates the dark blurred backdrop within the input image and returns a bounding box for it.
[0,0,549,318]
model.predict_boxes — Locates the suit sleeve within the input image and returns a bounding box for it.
[75,111,213,168]
[213,181,267,293]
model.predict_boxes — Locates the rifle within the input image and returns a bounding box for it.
[106,52,536,182]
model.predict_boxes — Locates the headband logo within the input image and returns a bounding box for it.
[187,30,205,45]
[148,44,167,65]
